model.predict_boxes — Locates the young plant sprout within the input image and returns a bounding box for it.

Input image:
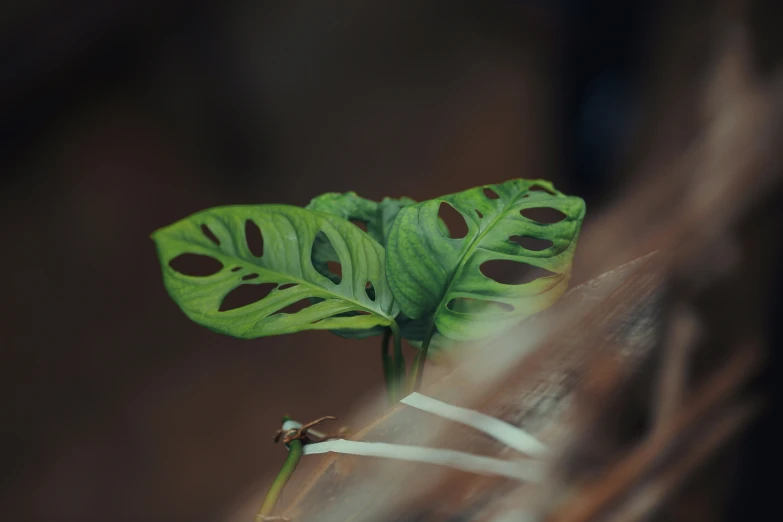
[152,179,585,400]
[151,179,585,519]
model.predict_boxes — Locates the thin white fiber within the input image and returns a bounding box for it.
[400,392,549,458]
[302,439,543,482]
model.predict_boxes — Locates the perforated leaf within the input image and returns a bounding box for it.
[306,192,426,340]
[386,179,586,343]
[152,205,399,339]
[306,192,417,245]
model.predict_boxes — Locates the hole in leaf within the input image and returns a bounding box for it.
[350,219,368,232]
[475,209,483,219]
[483,187,500,199]
[447,298,514,314]
[219,283,277,311]
[278,283,297,290]
[529,184,556,195]
[366,281,376,301]
[201,224,220,245]
[275,298,312,315]
[242,273,259,281]
[169,254,223,277]
[508,236,554,251]
[245,220,264,257]
[231,266,242,272]
[438,202,468,239]
[520,207,567,224]
[327,262,342,283]
[480,260,558,285]
[311,232,343,284]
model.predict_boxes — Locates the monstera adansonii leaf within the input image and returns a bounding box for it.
[306,192,417,246]
[306,192,428,340]
[151,205,399,339]
[386,179,586,345]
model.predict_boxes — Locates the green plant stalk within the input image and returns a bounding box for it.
[380,327,394,403]
[389,322,405,400]
[256,437,304,519]
[407,322,435,394]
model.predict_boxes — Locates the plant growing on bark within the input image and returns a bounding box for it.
[151,179,586,400]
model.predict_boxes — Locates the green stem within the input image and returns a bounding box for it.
[381,328,394,403]
[408,322,435,393]
[256,438,304,519]
[389,322,405,401]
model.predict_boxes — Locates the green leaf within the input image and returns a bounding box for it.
[305,192,449,341]
[152,205,399,339]
[304,192,417,339]
[306,192,417,245]
[386,179,586,343]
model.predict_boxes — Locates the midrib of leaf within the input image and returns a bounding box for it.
[430,189,533,326]
[177,237,393,323]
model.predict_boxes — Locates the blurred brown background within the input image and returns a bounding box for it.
[0,1,779,522]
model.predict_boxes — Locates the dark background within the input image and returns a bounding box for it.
[0,1,778,521]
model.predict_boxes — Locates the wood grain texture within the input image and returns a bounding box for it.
[281,252,664,522]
